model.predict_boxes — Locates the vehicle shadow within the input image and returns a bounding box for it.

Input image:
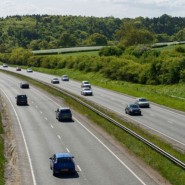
[59,119,75,123]
[55,171,79,179]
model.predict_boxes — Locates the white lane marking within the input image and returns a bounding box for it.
[77,165,82,172]
[32,83,185,147]
[168,120,173,124]
[35,105,38,108]
[73,117,147,185]
[45,117,47,120]
[111,107,185,147]
[66,148,70,153]
[40,111,42,114]
[50,125,54,128]
[57,135,61,140]
[1,89,37,185]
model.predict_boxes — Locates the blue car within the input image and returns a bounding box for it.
[49,153,76,176]
[125,103,141,115]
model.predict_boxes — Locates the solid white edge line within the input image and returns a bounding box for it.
[77,165,82,172]
[73,117,147,185]
[31,88,146,184]
[1,89,37,185]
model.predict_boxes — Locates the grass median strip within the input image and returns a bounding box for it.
[0,105,5,185]
[1,69,185,185]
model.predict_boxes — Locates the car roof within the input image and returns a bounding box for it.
[55,153,73,158]
[17,94,27,97]
[128,103,139,106]
[59,107,70,110]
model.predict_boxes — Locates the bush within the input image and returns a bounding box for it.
[99,46,123,56]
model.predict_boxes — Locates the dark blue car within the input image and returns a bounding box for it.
[49,153,76,176]
[125,103,141,115]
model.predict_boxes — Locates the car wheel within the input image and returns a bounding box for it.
[53,170,56,176]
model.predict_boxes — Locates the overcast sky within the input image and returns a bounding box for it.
[0,0,185,18]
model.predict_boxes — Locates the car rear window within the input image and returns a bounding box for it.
[57,157,72,163]
[60,109,71,113]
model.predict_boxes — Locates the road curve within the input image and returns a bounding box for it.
[0,72,163,185]
[2,66,185,150]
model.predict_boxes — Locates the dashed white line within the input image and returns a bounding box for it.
[77,165,82,172]
[50,125,54,128]
[45,117,48,120]
[66,148,70,153]
[40,111,42,114]
[74,117,147,185]
[57,135,61,140]
[1,89,37,185]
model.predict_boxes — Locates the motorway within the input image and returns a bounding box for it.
[0,71,164,185]
[2,67,185,149]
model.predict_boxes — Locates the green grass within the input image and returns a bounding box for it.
[1,69,185,185]
[34,50,99,58]
[0,113,5,185]
[32,67,185,112]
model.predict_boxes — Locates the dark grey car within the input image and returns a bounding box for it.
[56,107,72,121]
[16,95,28,105]
[125,103,141,115]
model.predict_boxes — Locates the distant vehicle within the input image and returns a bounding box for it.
[81,87,93,96]
[125,103,141,115]
[81,81,91,88]
[135,98,150,108]
[16,66,21,71]
[27,68,33,72]
[20,82,29,89]
[61,75,69,81]
[3,63,8,68]
[55,107,72,121]
[51,78,60,84]
[15,95,28,105]
[49,153,76,176]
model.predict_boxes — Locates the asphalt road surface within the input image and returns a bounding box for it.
[0,72,164,185]
[2,66,185,150]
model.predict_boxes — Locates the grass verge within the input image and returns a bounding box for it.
[0,110,5,185]
[1,69,185,185]
[32,67,185,112]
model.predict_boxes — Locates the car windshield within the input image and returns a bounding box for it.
[57,157,72,163]
[84,82,89,84]
[84,88,91,90]
[60,109,71,113]
[139,98,147,102]
[130,104,139,108]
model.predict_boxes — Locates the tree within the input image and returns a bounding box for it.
[84,33,107,46]
[175,28,185,41]
[116,22,155,46]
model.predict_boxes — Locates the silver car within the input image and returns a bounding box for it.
[135,98,150,108]
[81,87,93,96]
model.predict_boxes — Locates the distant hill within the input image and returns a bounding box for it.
[0,14,184,52]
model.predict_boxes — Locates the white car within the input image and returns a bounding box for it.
[81,87,93,96]
[135,98,150,108]
[51,78,60,84]
[81,81,91,88]
[27,68,33,72]
[3,63,8,67]
[61,75,69,81]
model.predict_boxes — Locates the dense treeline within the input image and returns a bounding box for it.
[0,14,185,52]
[1,45,185,85]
